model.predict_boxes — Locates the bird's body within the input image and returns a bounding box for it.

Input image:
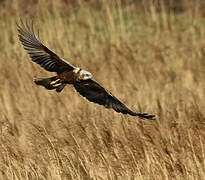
[54,68,92,84]
[17,21,155,120]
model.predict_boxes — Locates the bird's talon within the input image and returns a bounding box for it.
[50,79,60,85]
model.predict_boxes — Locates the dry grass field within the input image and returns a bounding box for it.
[0,0,205,179]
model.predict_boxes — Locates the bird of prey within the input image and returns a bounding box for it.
[17,21,155,120]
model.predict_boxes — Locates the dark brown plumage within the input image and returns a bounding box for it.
[17,21,155,120]
[74,79,155,119]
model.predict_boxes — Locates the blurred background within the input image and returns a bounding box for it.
[0,0,205,179]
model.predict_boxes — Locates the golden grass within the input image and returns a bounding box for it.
[0,0,205,179]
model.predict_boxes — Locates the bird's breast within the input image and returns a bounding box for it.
[58,71,77,84]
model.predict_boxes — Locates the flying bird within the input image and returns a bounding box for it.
[17,21,155,120]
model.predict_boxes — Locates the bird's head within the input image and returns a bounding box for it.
[73,67,93,80]
[80,69,93,80]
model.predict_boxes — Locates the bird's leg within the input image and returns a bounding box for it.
[52,83,62,87]
[50,78,60,85]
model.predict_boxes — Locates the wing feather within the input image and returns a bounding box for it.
[74,79,155,120]
[17,21,75,74]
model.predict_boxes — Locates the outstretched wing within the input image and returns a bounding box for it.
[17,21,74,74]
[74,79,155,120]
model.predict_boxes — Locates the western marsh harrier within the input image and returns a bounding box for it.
[17,21,155,120]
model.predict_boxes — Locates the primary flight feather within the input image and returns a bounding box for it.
[17,21,155,120]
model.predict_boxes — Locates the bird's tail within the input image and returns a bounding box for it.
[33,76,66,93]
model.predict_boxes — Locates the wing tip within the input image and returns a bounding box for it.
[17,19,41,43]
[137,113,156,120]
[127,111,156,120]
